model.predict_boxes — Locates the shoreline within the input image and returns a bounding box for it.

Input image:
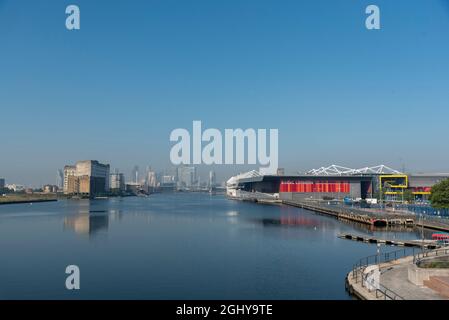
[0,199,58,205]
[0,197,58,206]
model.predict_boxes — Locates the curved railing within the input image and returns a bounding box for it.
[352,247,417,277]
[360,267,404,300]
[351,245,449,300]
[351,248,418,300]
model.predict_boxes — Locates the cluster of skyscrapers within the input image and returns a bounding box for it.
[61,160,218,197]
[176,165,217,191]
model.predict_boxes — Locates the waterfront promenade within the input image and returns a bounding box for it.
[347,248,449,300]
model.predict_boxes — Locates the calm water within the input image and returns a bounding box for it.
[0,193,432,300]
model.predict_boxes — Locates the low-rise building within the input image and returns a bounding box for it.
[43,185,59,193]
[6,184,25,192]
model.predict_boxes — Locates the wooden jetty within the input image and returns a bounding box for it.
[338,233,439,249]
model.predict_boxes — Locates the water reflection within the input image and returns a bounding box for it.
[258,216,319,228]
[0,193,443,299]
[226,211,239,217]
[349,221,416,234]
[63,213,109,236]
[252,211,435,242]
[62,200,111,236]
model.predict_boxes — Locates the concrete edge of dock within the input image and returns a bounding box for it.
[346,272,372,300]
[282,199,449,233]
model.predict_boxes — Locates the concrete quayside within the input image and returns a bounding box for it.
[346,247,449,300]
[228,193,449,232]
[282,199,449,232]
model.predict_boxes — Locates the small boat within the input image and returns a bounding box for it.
[432,233,449,244]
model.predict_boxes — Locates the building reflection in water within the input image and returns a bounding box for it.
[254,212,434,240]
[64,211,109,236]
[257,215,320,229]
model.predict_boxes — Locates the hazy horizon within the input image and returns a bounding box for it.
[2,0,449,186]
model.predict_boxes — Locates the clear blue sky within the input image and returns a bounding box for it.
[1,0,449,186]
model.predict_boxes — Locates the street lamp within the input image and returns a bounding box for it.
[421,211,425,252]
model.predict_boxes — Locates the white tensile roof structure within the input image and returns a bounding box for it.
[226,170,263,185]
[226,165,403,186]
[305,164,402,176]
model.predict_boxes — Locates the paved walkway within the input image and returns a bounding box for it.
[347,254,449,300]
[380,262,445,300]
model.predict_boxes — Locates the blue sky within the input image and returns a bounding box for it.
[1,0,449,186]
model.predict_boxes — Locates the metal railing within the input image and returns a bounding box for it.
[358,267,404,300]
[352,248,416,279]
[351,246,449,300]
[233,190,278,201]
[375,284,404,300]
[413,246,449,264]
[351,248,417,300]
[293,199,376,218]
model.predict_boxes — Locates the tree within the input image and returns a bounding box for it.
[429,178,449,209]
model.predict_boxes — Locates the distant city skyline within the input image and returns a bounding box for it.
[1,0,449,186]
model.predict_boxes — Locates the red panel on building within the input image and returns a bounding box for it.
[411,187,432,193]
[279,181,350,193]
